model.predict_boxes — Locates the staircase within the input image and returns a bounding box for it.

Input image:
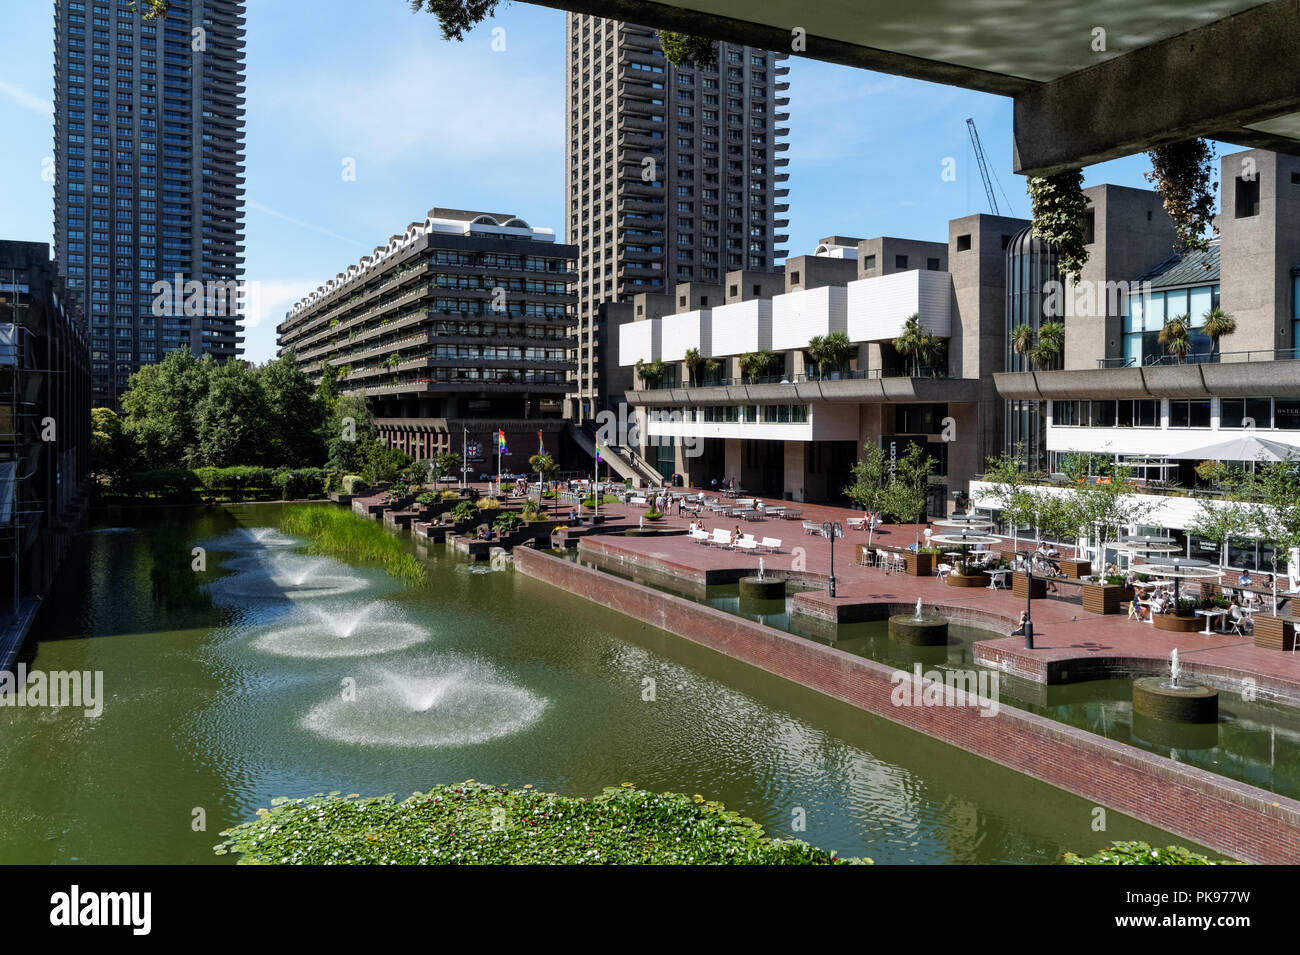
[566,421,663,488]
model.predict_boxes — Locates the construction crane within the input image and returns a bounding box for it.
[966,118,1000,216]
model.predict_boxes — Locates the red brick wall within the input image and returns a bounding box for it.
[515,546,1300,864]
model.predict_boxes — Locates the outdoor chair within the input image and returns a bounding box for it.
[802,520,820,535]
[935,563,952,582]
[712,529,735,549]
[736,535,759,553]
[846,517,867,531]
[760,537,782,553]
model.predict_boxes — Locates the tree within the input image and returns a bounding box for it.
[893,313,928,377]
[529,452,560,514]
[1241,457,1300,589]
[433,451,462,484]
[806,331,853,378]
[1203,307,1236,358]
[90,407,134,487]
[1159,313,1193,363]
[1144,138,1217,253]
[684,347,705,387]
[881,443,936,525]
[844,445,890,548]
[409,0,501,40]
[258,352,325,467]
[739,350,782,384]
[981,448,1035,554]
[659,31,716,67]
[193,360,271,468]
[1032,321,1065,370]
[1188,498,1254,569]
[316,361,341,408]
[1010,324,1035,365]
[635,358,668,386]
[326,394,374,476]
[1072,462,1155,566]
[120,349,209,469]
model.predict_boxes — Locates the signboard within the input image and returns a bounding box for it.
[465,440,484,463]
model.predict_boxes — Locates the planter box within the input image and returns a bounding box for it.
[904,552,934,577]
[1253,613,1296,651]
[1153,613,1203,633]
[946,572,990,588]
[1059,558,1092,580]
[1012,572,1046,599]
[1082,582,1133,615]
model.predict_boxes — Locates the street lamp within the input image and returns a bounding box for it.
[822,520,844,597]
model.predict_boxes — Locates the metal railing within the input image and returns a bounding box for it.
[1097,348,1300,369]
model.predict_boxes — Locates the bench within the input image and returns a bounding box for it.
[760,537,782,553]
[736,534,759,552]
[802,520,820,535]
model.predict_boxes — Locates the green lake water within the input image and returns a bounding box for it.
[0,503,1205,864]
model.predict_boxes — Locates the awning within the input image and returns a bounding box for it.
[1177,435,1299,462]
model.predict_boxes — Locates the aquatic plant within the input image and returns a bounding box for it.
[215,782,868,865]
[280,506,426,586]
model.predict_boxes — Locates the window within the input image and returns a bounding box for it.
[863,254,876,270]
[895,254,908,270]
[1236,175,1260,218]
[790,270,800,285]
[1221,397,1273,429]
[927,257,941,271]
[1275,398,1300,430]
[1169,399,1212,428]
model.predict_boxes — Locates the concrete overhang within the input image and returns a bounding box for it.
[531,0,1300,174]
[626,376,980,406]
[995,361,1300,400]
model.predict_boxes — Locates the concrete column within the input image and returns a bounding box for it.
[724,438,742,486]
[783,442,805,501]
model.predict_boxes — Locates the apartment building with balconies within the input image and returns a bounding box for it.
[566,13,790,422]
[53,0,247,407]
[616,219,1024,506]
[276,209,576,467]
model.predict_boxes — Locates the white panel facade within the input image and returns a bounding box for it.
[618,319,660,366]
[660,309,712,361]
[707,299,772,357]
[846,269,953,342]
[770,286,848,352]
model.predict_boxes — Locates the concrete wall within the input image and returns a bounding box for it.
[857,236,948,279]
[1065,184,1176,370]
[1219,148,1300,355]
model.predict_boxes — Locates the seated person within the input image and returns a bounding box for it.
[1238,570,1254,587]
[1129,596,1148,622]
[568,508,579,523]
[1149,592,1170,615]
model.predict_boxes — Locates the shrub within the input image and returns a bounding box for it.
[280,505,425,586]
[440,489,459,500]
[521,500,541,521]
[130,467,201,499]
[341,474,367,495]
[273,467,325,500]
[450,501,478,522]
[415,492,440,506]
[214,782,865,865]
[1063,842,1237,865]
[475,497,501,511]
[493,512,523,535]
[644,507,663,520]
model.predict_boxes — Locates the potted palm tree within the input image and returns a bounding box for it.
[684,347,705,387]
[1159,314,1192,364]
[1010,323,1035,368]
[893,314,928,376]
[1031,321,1065,370]
[806,330,853,380]
[1203,307,1236,359]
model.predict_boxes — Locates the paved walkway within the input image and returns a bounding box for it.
[571,489,1300,703]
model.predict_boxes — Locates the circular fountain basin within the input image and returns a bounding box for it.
[1131,712,1220,750]
[1132,677,1219,724]
[889,614,949,646]
[739,576,785,600]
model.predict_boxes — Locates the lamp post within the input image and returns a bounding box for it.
[823,520,843,597]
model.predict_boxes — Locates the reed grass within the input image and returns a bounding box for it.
[281,505,427,587]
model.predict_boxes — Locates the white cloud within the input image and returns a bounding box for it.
[242,277,321,331]
[0,80,52,115]
[247,200,368,246]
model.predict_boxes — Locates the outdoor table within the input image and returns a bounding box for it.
[782,509,803,520]
[987,568,1011,591]
[1195,608,1229,634]
[766,506,786,518]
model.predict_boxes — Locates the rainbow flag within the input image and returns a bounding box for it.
[595,439,602,463]
[537,430,545,457]
[497,429,508,456]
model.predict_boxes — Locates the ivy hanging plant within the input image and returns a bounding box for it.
[1144,138,1217,252]
[1026,169,1090,283]
[659,31,717,68]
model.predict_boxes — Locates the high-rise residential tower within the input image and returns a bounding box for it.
[565,13,789,422]
[53,0,246,408]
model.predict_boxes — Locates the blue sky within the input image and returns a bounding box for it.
[1,0,1213,363]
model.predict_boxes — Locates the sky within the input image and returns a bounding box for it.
[0,0,1218,364]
